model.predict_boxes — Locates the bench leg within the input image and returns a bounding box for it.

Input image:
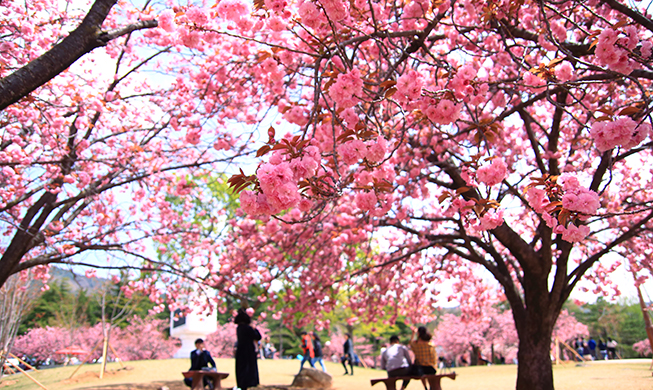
[213,377,222,390]
[191,373,204,390]
[386,380,398,390]
[426,376,443,390]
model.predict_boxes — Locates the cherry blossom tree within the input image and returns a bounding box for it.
[110,316,180,361]
[0,0,251,353]
[11,326,73,364]
[168,1,652,389]
[204,321,269,358]
[433,305,586,365]
[633,339,652,356]
[12,318,179,363]
[0,0,250,289]
[205,322,238,358]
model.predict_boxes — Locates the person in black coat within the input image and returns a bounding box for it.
[341,333,354,375]
[184,338,217,388]
[235,308,262,390]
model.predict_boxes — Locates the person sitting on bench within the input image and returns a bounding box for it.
[410,327,437,390]
[184,338,217,389]
[380,335,415,390]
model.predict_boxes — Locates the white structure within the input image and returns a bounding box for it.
[170,305,218,359]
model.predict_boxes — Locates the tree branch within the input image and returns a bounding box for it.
[0,0,158,111]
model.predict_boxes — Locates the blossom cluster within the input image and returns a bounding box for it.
[595,27,638,74]
[476,158,508,186]
[474,208,504,232]
[337,135,388,165]
[240,145,321,215]
[329,68,364,109]
[396,70,423,102]
[526,174,599,242]
[423,98,462,125]
[590,116,651,152]
[560,176,600,215]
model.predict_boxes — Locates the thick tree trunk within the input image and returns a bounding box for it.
[515,311,556,390]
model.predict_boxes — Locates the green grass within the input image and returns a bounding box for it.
[1,358,651,390]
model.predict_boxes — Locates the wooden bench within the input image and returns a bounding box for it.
[182,371,229,390]
[371,372,456,390]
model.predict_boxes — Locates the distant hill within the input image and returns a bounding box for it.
[49,267,109,292]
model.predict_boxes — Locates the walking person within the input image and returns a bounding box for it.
[410,327,437,390]
[312,332,327,372]
[341,333,355,375]
[299,331,316,371]
[235,308,262,390]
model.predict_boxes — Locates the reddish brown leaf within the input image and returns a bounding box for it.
[256,145,271,157]
[618,106,641,116]
[379,80,397,89]
[384,87,398,98]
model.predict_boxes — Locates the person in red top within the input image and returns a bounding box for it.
[299,331,315,372]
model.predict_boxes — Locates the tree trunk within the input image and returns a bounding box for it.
[515,312,555,390]
[470,344,479,366]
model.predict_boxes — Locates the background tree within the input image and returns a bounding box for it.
[12,318,179,364]
[633,339,652,356]
[0,0,255,362]
[0,0,251,287]
[0,272,39,375]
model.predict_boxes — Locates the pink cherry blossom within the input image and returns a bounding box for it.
[355,191,377,211]
[562,190,600,215]
[396,70,423,101]
[329,69,363,109]
[158,10,177,32]
[555,223,590,242]
[590,117,651,152]
[475,208,504,231]
[476,158,507,186]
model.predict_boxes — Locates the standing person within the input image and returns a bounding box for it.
[410,327,437,390]
[341,333,355,375]
[299,331,316,371]
[235,308,262,390]
[607,337,618,359]
[312,332,327,372]
[381,335,414,390]
[598,339,608,360]
[264,336,276,359]
[184,338,217,388]
[588,337,597,360]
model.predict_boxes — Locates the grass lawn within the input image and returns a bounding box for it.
[1,358,651,390]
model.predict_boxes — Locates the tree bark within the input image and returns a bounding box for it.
[0,0,117,111]
[514,308,556,390]
[0,191,57,287]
